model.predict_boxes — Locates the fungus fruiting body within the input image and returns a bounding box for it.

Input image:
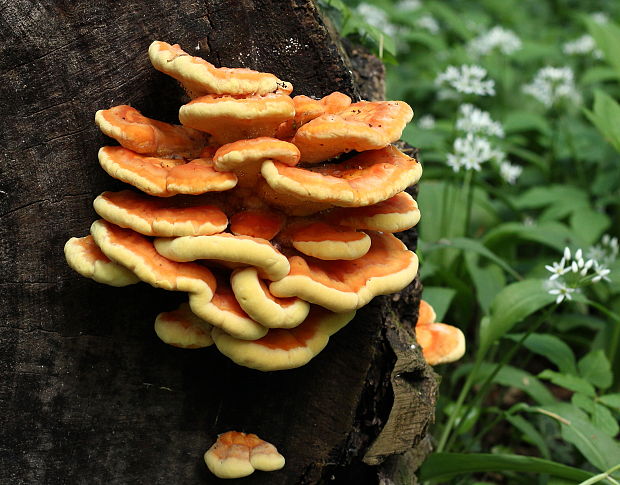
[65,40,423,373]
[415,300,466,365]
[204,431,285,479]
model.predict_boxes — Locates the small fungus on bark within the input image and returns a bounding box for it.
[204,431,285,479]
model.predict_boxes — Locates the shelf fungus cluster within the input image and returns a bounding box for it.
[65,40,423,375]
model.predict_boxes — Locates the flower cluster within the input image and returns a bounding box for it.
[499,161,523,184]
[355,3,398,37]
[456,104,504,137]
[468,26,522,56]
[395,0,421,11]
[545,242,615,304]
[446,133,498,172]
[562,35,602,58]
[417,114,436,129]
[435,65,496,97]
[415,14,439,34]
[522,66,580,108]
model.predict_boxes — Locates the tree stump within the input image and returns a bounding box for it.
[0,1,438,483]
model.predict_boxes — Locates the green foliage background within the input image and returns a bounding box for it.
[320,0,620,482]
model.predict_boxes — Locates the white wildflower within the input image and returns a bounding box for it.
[563,35,596,55]
[417,114,436,129]
[395,0,422,11]
[587,234,619,266]
[547,280,576,304]
[356,3,397,36]
[456,104,504,137]
[468,26,522,56]
[522,66,580,108]
[415,14,439,34]
[591,12,609,24]
[499,161,523,184]
[592,261,611,283]
[435,65,496,96]
[446,133,495,172]
[562,35,603,59]
[545,258,568,280]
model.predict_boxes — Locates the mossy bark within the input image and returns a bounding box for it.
[0,1,437,483]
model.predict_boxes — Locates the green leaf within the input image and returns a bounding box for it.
[538,370,596,397]
[599,393,620,410]
[578,350,613,390]
[513,185,589,211]
[507,333,577,375]
[453,363,555,405]
[435,237,521,280]
[465,253,506,314]
[584,90,620,153]
[503,110,552,136]
[572,393,596,414]
[592,403,620,437]
[505,414,551,459]
[587,19,620,79]
[570,209,611,246]
[424,3,473,40]
[479,279,555,357]
[581,66,620,85]
[420,286,455,323]
[483,221,576,252]
[418,452,596,482]
[537,402,620,472]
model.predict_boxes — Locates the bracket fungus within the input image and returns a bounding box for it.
[65,40,424,374]
[64,235,140,287]
[154,303,214,349]
[415,300,466,366]
[204,431,285,479]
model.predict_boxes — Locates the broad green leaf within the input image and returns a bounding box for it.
[584,91,620,153]
[581,66,620,85]
[420,286,455,322]
[539,370,596,397]
[465,253,506,314]
[453,363,555,405]
[578,350,613,390]
[599,393,620,410]
[539,402,620,473]
[483,221,575,252]
[507,333,577,375]
[505,414,551,459]
[570,209,611,246]
[513,185,589,211]
[592,403,620,437]
[435,237,520,280]
[418,452,596,482]
[479,279,555,356]
[572,393,596,414]
[588,19,620,79]
[503,110,552,136]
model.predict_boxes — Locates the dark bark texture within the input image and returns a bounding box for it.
[0,1,437,483]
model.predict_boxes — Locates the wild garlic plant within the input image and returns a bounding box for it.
[322,0,620,481]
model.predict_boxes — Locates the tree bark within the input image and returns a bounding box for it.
[0,1,437,483]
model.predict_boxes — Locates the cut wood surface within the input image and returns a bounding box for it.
[0,1,437,483]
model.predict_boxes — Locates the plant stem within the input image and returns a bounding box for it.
[462,170,474,237]
[438,304,557,452]
[436,358,482,452]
